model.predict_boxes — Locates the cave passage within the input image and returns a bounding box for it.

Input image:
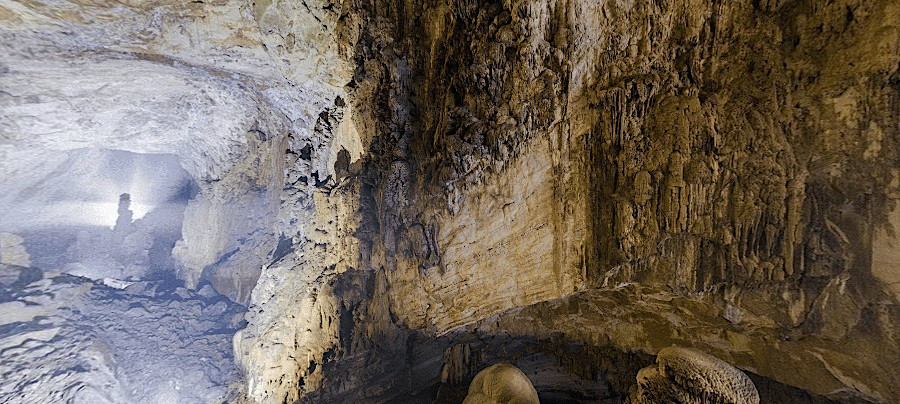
[0,148,247,403]
[2,0,899,402]
[1,148,197,282]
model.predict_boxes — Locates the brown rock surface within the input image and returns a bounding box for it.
[634,347,760,404]
[463,364,539,404]
[2,0,900,402]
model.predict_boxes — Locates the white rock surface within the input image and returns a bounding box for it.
[0,233,30,266]
[0,264,246,403]
[0,0,352,299]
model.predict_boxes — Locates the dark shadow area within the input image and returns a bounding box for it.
[295,270,851,404]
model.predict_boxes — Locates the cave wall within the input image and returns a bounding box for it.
[347,0,900,332]
[237,0,900,402]
[0,0,358,303]
[3,0,900,402]
[348,0,591,335]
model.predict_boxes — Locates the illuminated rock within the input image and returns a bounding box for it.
[0,233,30,267]
[463,364,540,404]
[633,347,759,404]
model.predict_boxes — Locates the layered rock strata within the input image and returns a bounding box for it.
[2,0,900,403]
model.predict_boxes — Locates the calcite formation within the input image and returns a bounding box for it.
[462,364,539,404]
[1,0,900,402]
[633,347,759,404]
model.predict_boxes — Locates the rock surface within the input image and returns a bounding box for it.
[0,264,246,403]
[2,0,900,403]
[0,0,353,302]
[278,0,899,402]
[463,364,539,404]
[633,347,759,404]
[0,233,30,267]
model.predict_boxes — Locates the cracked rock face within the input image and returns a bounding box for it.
[2,0,900,403]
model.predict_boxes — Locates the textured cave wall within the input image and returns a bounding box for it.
[348,0,591,334]
[0,0,358,303]
[4,0,899,402]
[347,0,900,336]
[238,0,900,402]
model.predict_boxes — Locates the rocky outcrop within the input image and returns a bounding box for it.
[0,264,246,403]
[463,364,539,404]
[3,0,900,402]
[633,347,759,404]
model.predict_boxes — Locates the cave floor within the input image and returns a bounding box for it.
[472,285,899,403]
[0,264,246,403]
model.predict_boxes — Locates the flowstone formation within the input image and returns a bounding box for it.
[2,0,900,402]
[263,0,899,402]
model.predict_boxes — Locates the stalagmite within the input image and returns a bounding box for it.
[463,364,540,404]
[633,347,760,404]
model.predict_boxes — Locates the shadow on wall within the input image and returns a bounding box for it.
[302,328,859,404]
